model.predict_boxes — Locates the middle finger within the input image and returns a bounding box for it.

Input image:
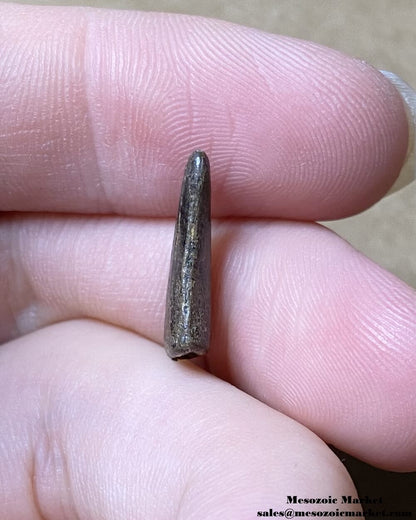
[1,213,415,470]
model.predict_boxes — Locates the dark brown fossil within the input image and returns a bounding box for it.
[164,150,211,360]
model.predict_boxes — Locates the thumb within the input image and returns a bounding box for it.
[0,320,360,519]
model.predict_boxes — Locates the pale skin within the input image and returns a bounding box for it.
[0,3,415,519]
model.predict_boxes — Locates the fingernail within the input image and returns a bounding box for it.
[379,70,416,193]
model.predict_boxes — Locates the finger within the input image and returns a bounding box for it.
[0,320,360,519]
[2,214,415,470]
[0,3,408,220]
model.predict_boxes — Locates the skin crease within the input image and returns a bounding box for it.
[0,2,414,518]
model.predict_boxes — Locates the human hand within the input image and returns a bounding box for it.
[1,4,415,518]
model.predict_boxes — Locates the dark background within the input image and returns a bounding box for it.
[332,447,416,515]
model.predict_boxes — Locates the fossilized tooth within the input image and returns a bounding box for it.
[164,150,211,360]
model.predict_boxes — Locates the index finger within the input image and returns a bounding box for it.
[0,3,408,219]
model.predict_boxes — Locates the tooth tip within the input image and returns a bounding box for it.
[189,149,208,165]
[186,150,210,179]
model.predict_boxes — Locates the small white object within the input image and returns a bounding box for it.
[380,70,416,193]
